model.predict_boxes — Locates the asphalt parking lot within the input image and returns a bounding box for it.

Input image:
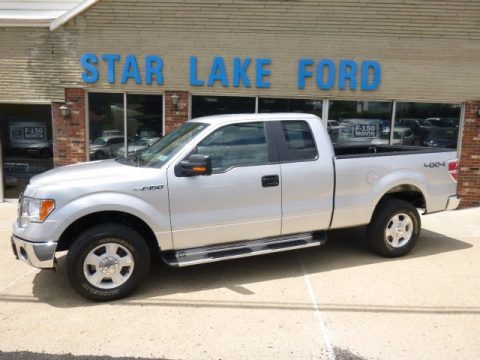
[0,202,479,360]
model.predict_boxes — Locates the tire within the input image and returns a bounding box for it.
[66,223,150,301]
[367,199,421,258]
[95,151,106,160]
[40,148,53,159]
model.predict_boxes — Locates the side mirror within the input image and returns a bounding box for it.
[175,154,212,177]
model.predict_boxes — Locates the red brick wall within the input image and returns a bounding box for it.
[164,91,189,134]
[458,100,480,208]
[52,88,87,167]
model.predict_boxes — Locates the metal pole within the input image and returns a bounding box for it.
[390,101,397,145]
[123,93,128,154]
[0,136,4,202]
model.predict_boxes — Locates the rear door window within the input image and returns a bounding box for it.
[280,121,318,161]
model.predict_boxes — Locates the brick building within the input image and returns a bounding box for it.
[0,0,479,206]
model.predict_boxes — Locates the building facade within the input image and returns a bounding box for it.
[0,0,479,206]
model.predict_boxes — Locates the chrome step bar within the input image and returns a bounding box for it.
[162,232,326,267]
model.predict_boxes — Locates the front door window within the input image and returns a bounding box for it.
[195,122,269,173]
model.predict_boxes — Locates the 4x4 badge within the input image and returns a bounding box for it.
[424,161,446,168]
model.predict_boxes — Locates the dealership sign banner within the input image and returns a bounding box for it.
[81,54,382,91]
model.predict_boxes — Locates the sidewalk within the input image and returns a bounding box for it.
[0,202,479,359]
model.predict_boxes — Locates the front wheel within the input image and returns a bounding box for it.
[66,223,150,301]
[367,199,421,257]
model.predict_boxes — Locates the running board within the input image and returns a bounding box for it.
[161,232,326,267]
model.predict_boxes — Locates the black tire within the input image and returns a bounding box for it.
[40,148,53,159]
[367,199,421,258]
[95,151,106,160]
[66,223,150,301]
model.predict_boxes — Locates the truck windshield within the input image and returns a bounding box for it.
[119,122,208,168]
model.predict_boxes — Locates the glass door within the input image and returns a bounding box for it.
[0,104,53,199]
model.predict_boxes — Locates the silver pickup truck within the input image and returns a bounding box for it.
[11,113,460,301]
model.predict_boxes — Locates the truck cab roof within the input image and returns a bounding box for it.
[188,113,322,125]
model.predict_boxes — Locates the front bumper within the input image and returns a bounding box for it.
[446,195,461,210]
[11,235,57,269]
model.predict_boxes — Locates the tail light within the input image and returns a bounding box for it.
[448,160,459,182]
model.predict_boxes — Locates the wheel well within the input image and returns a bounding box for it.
[378,185,426,210]
[57,211,160,256]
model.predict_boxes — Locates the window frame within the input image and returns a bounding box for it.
[180,121,278,175]
[85,90,164,161]
[269,120,319,163]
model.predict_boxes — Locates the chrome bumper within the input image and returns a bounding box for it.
[11,235,57,269]
[446,195,461,211]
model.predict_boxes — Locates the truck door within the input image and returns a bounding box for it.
[274,120,335,234]
[167,122,281,250]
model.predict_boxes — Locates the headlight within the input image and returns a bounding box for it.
[18,196,55,228]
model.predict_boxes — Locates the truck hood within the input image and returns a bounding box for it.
[30,160,134,186]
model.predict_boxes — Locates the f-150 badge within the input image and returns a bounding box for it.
[133,184,164,191]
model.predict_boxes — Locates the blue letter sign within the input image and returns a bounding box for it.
[361,60,381,91]
[255,58,271,88]
[298,59,314,90]
[145,55,164,85]
[298,59,381,91]
[316,59,336,90]
[339,60,358,91]
[80,54,381,91]
[207,57,229,87]
[121,55,142,84]
[190,56,204,86]
[81,53,99,83]
[233,57,252,88]
[101,54,120,84]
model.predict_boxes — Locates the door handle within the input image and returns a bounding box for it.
[262,175,279,187]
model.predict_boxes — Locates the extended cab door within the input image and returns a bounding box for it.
[167,122,281,250]
[274,119,335,234]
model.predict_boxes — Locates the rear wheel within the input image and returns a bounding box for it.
[66,223,150,301]
[367,199,421,257]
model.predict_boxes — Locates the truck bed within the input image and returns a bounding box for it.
[331,145,458,229]
[334,145,454,159]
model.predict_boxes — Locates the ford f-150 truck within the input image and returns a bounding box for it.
[11,113,460,301]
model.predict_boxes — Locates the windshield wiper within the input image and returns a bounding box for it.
[116,153,142,167]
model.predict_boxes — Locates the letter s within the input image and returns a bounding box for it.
[81,53,99,83]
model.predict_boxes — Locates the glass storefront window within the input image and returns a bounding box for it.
[123,94,163,158]
[395,102,461,149]
[0,104,53,198]
[88,93,124,160]
[258,98,323,117]
[328,100,393,147]
[191,95,255,118]
[88,93,163,160]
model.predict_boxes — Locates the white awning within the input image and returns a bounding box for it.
[0,0,97,28]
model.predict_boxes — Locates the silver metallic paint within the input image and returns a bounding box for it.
[12,235,57,268]
[11,113,459,270]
